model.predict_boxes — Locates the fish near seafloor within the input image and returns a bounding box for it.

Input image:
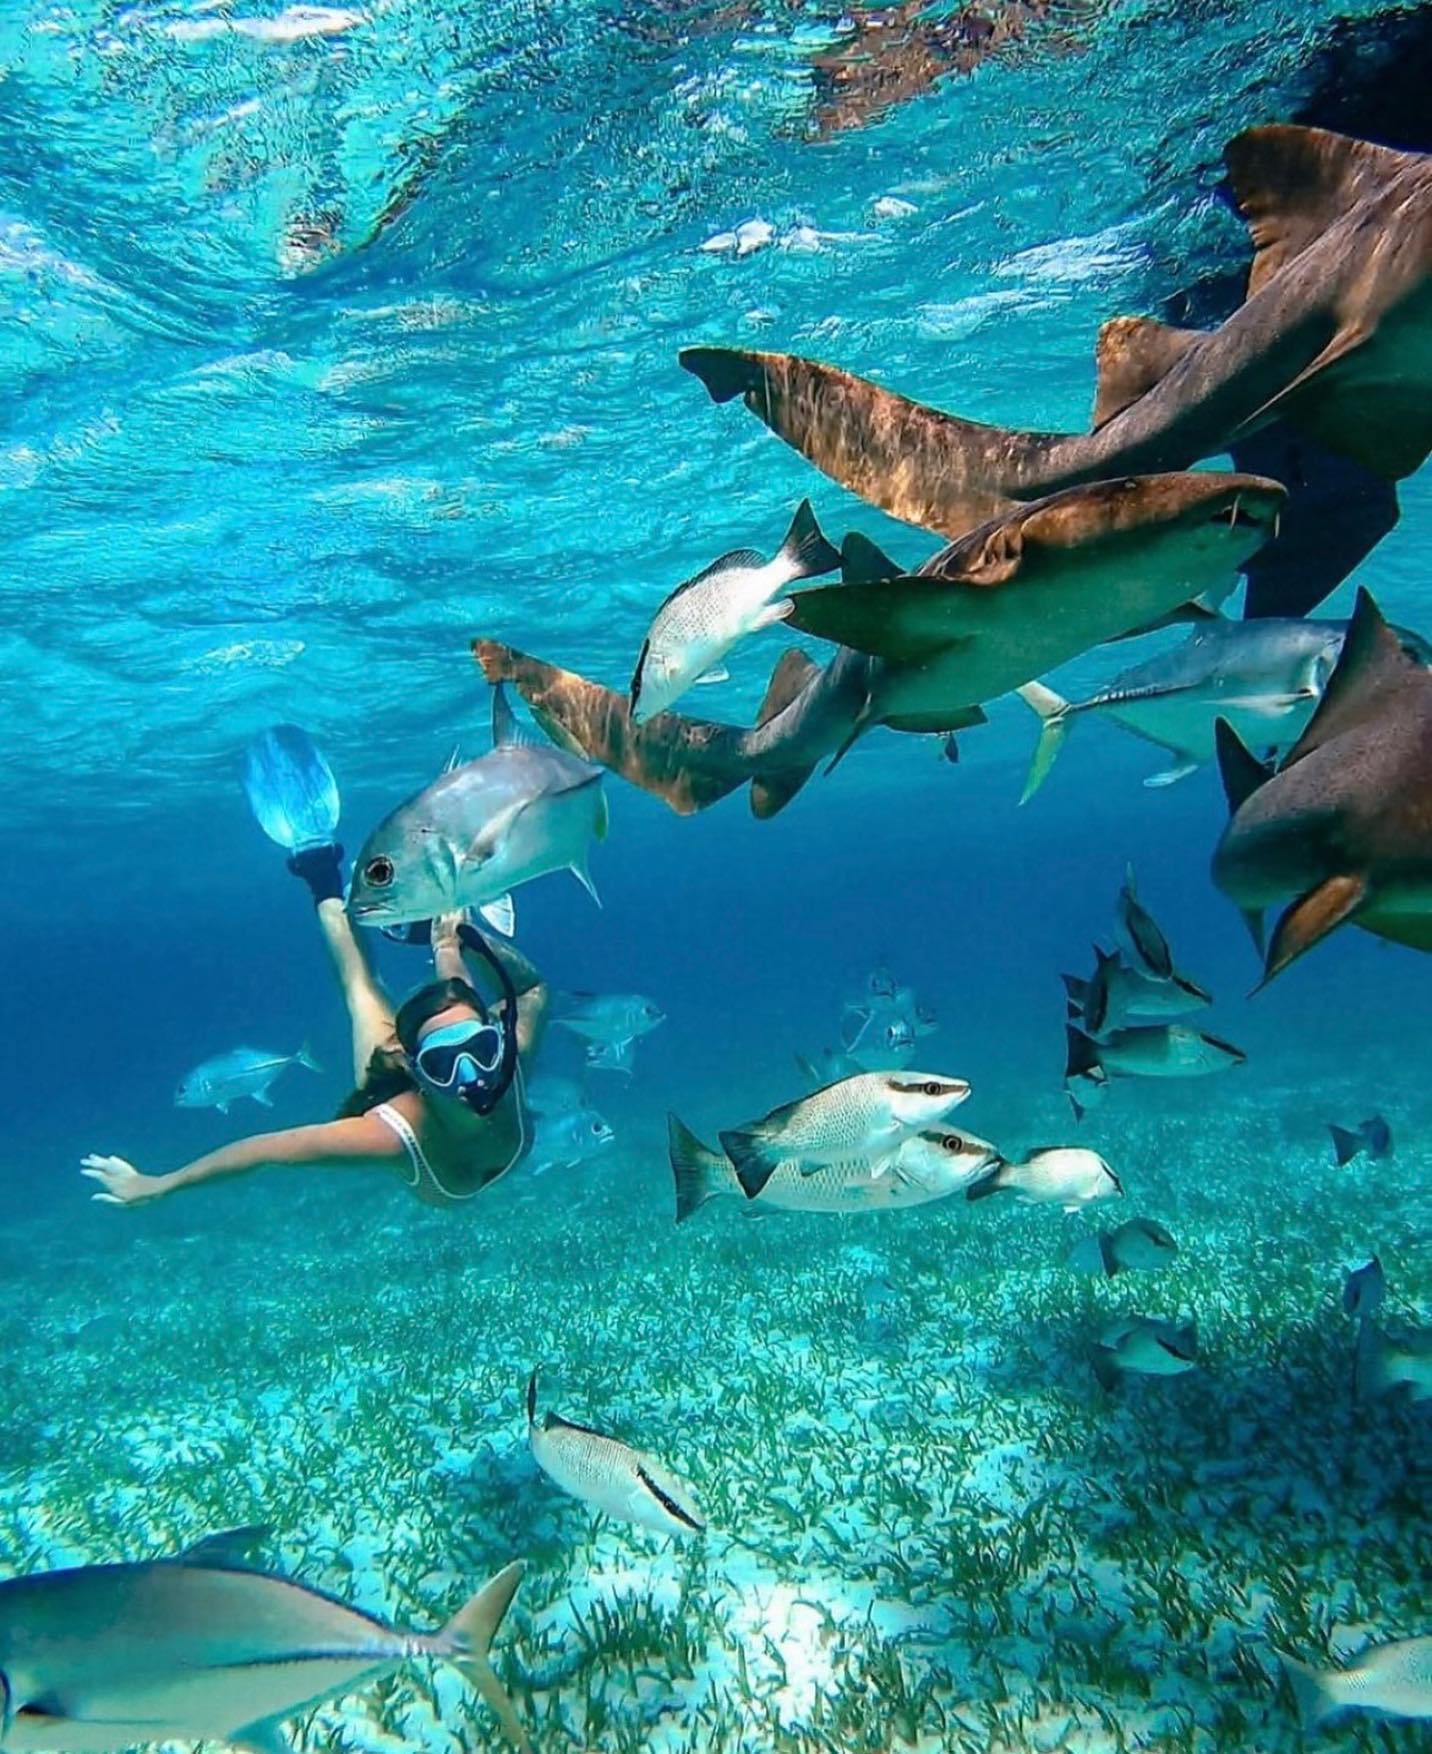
[1355,1323,1432,1405]
[1066,1022,1244,1092]
[527,1107,614,1177]
[526,1372,704,1537]
[1342,1256,1385,1319]
[0,1542,531,1754]
[1279,1638,1432,1729]
[1065,1217,1178,1277]
[1015,616,1351,800]
[1212,589,1432,987]
[777,474,1286,724]
[174,1045,319,1114]
[966,1147,1122,1212]
[1330,1114,1393,1168]
[668,1114,1000,1222]
[1076,945,1209,1036]
[346,685,607,927]
[679,127,1432,614]
[629,497,839,723]
[715,1071,970,1195]
[551,991,666,1047]
[1092,1316,1198,1391]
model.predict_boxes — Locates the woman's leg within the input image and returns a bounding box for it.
[315,898,398,1082]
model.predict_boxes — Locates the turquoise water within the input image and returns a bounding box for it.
[3,1,1429,1750]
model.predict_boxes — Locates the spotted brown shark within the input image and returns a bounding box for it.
[1212,589,1432,986]
[681,126,1431,603]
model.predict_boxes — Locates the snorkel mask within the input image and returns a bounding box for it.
[409,925,519,1116]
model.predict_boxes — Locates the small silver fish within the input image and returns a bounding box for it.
[348,687,606,926]
[552,992,665,1047]
[1065,1023,1244,1118]
[1342,1256,1385,1319]
[630,500,839,723]
[175,1045,319,1115]
[670,1116,999,1221]
[0,1535,530,1753]
[1280,1637,1432,1728]
[968,1147,1123,1212]
[1066,1216,1178,1276]
[527,1108,614,1177]
[716,1071,971,1197]
[1093,1315,1198,1389]
[526,1373,704,1536]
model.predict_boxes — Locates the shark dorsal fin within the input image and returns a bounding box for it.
[1225,125,1422,296]
[1283,588,1410,765]
[1092,316,1201,429]
[841,531,902,585]
[757,649,819,728]
[1214,718,1273,814]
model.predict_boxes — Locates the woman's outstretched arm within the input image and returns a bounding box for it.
[81,1112,403,1208]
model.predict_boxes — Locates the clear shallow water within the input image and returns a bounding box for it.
[3,2,1430,1751]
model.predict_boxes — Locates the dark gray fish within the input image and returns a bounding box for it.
[1329,1115,1393,1168]
[1115,867,1174,980]
[1342,1256,1385,1319]
[1066,1217,1178,1277]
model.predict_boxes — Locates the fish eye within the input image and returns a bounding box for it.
[364,856,395,889]
[940,1135,962,1153]
[923,1081,942,1096]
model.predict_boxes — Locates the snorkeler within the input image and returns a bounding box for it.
[82,845,547,1213]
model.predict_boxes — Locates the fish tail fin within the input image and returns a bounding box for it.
[1328,1124,1364,1168]
[777,497,841,580]
[1065,1025,1102,1081]
[1016,682,1073,803]
[569,854,602,906]
[525,1369,538,1426]
[440,1562,532,1752]
[294,1041,322,1074]
[1091,1349,1121,1393]
[668,1113,739,1223]
[1277,1653,1340,1730]
[964,1161,1009,1203]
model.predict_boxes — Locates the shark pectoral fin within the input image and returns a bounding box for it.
[1259,874,1367,988]
[1091,316,1200,429]
[1225,125,1423,293]
[790,579,977,663]
[232,1719,293,1754]
[1142,762,1199,788]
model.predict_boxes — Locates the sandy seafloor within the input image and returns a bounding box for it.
[5,1049,1428,1754]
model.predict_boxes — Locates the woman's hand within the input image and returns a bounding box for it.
[80,1155,168,1207]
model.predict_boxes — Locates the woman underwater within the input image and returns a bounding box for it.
[82,842,546,1211]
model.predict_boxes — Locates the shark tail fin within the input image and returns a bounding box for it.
[1328,1124,1365,1169]
[440,1563,531,1752]
[1016,682,1073,803]
[668,1114,740,1224]
[1277,1652,1342,1731]
[777,498,841,580]
[1092,316,1200,429]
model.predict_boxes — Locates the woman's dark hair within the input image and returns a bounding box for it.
[337,977,485,1118]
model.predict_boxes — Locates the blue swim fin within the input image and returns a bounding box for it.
[243,725,341,852]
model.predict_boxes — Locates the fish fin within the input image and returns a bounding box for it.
[1142,762,1199,789]
[1068,1090,1088,1123]
[669,1114,740,1221]
[750,765,817,819]
[941,733,960,763]
[1213,718,1273,814]
[1062,974,1089,1007]
[964,1163,1009,1203]
[718,1128,784,1199]
[777,497,841,579]
[1016,682,1072,804]
[490,682,524,750]
[251,1088,274,1108]
[1226,125,1421,296]
[216,1100,230,1115]
[1065,1025,1101,1081]
[1090,1349,1121,1393]
[790,579,977,663]
[463,797,530,867]
[1097,1233,1120,1278]
[1259,873,1367,988]
[694,667,730,686]
[823,698,876,774]
[840,531,903,585]
[1091,315,1200,429]
[480,894,516,938]
[440,1562,532,1753]
[1328,1124,1364,1169]
[1276,1652,1340,1731]
[294,1041,321,1074]
[232,1720,292,1754]
[1284,588,1409,765]
[443,745,462,775]
[636,1464,705,1532]
[175,1524,273,1568]
[757,648,821,728]
[794,1054,820,1086]
[882,705,987,737]
[526,1369,538,1424]
[569,857,601,906]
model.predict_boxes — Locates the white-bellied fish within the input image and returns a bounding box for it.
[967,1147,1122,1212]
[1280,1638,1432,1728]
[526,1373,704,1536]
[1330,1114,1393,1168]
[1355,1323,1432,1404]
[552,992,665,1051]
[1074,945,1210,1036]
[175,1045,319,1115]
[348,686,607,927]
[1093,1315,1198,1390]
[0,1535,530,1753]
[1342,1256,1385,1319]
[528,1108,614,1177]
[669,1116,999,1222]
[1115,867,1174,979]
[1066,1023,1244,1118]
[630,499,839,723]
[1066,1216,1178,1275]
[716,1071,971,1196]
